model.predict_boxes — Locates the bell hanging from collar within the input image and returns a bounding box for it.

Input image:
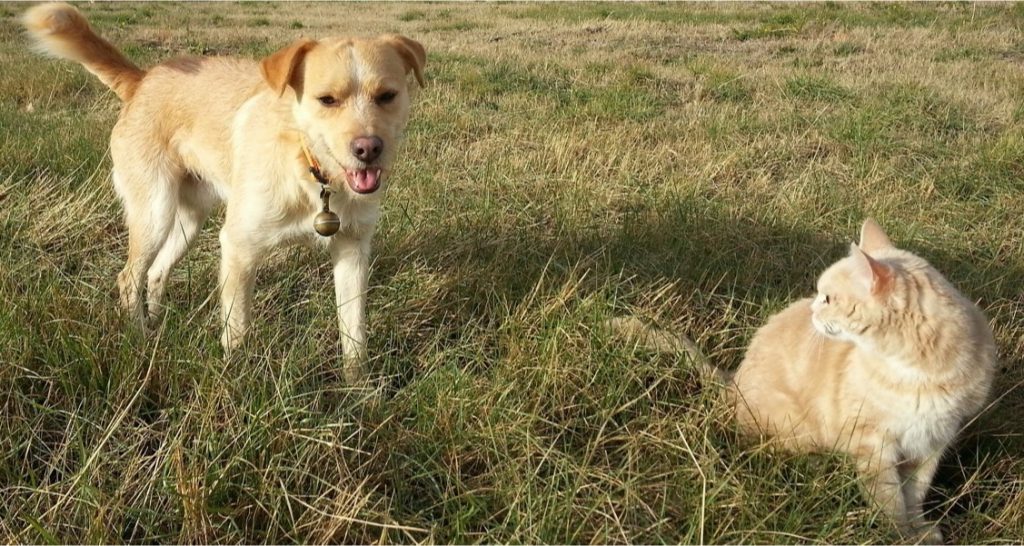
[301,138,341,236]
[314,187,341,237]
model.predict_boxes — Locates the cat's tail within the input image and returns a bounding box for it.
[23,3,144,102]
[604,316,731,385]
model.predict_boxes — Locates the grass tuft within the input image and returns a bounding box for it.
[732,13,806,42]
[832,41,865,57]
[785,75,855,103]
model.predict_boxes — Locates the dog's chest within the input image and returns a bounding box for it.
[273,193,380,248]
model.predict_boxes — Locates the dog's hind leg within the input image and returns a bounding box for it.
[113,163,180,328]
[145,177,215,324]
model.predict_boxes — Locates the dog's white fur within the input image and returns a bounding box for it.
[23,3,425,381]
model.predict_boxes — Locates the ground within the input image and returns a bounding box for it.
[1,2,1022,543]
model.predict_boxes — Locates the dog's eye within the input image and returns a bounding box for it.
[375,91,397,105]
[823,294,831,304]
[318,95,337,106]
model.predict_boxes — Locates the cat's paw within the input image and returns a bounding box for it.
[912,525,944,545]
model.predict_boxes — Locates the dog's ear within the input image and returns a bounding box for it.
[261,38,317,97]
[382,35,426,87]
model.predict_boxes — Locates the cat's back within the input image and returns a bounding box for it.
[731,298,853,445]
[879,249,997,385]
[903,252,998,414]
[738,297,850,371]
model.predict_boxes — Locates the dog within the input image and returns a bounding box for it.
[23,3,425,382]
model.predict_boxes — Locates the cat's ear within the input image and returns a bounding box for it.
[858,218,894,254]
[850,243,894,295]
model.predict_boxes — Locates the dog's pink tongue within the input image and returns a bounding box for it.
[349,169,380,193]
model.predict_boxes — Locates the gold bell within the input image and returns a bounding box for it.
[314,184,340,236]
[314,210,341,236]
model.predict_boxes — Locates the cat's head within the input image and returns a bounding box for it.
[810,219,907,344]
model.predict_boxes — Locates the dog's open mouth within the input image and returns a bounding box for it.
[345,168,382,194]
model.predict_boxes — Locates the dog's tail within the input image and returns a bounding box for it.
[604,316,731,385]
[23,3,144,101]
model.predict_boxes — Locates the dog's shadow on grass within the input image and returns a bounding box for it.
[374,197,841,354]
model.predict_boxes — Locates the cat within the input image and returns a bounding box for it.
[610,219,997,543]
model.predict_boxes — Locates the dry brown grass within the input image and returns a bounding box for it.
[1,2,1022,544]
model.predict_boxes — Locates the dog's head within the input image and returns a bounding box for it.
[261,35,425,197]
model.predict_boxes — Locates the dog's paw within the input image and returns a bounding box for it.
[145,308,166,331]
[220,327,247,354]
[342,362,368,387]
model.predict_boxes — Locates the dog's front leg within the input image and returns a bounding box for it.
[219,228,260,352]
[330,233,371,383]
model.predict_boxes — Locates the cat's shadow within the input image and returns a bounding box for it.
[929,384,1024,538]
[918,246,1023,538]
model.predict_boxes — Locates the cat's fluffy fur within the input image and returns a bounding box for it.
[612,219,997,543]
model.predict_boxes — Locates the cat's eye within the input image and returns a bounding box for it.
[823,295,831,304]
[318,95,337,106]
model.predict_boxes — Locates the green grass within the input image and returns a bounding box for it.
[784,75,855,103]
[688,59,753,104]
[2,1,1024,544]
[398,10,427,23]
[832,41,865,57]
[732,13,807,42]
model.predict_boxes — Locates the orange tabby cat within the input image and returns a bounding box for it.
[612,219,997,543]
[731,218,996,542]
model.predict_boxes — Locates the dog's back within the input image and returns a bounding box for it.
[122,56,267,189]
[26,3,269,190]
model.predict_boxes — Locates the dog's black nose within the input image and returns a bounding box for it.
[350,136,383,163]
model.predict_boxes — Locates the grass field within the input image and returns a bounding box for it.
[2,1,1023,543]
